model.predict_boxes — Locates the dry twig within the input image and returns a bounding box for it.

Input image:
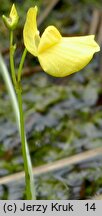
[0,147,102,185]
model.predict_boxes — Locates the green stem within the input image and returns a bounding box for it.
[9,31,36,199]
[10,31,18,89]
[17,88,36,199]
[17,48,27,82]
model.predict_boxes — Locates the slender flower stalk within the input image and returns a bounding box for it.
[9,29,36,199]
[17,48,27,82]
[10,31,18,89]
[17,88,36,199]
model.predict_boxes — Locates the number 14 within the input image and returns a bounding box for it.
[85,203,96,211]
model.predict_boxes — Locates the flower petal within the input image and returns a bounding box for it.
[23,7,40,56]
[38,26,62,53]
[38,26,100,77]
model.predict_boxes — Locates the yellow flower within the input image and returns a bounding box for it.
[23,6,100,77]
[2,4,19,30]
